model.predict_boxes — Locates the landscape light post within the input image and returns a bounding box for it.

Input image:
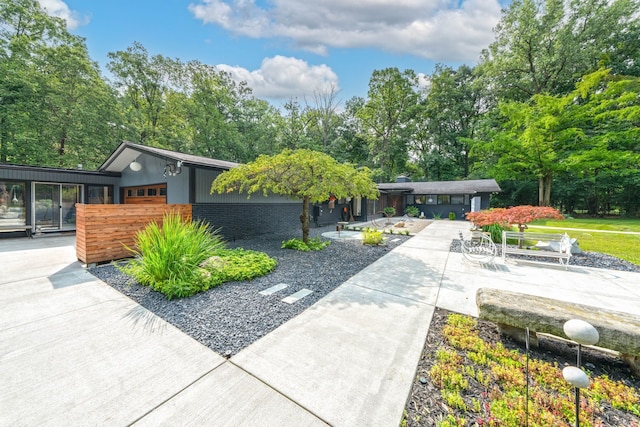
[562,319,599,427]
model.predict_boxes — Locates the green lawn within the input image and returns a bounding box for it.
[527,218,640,266]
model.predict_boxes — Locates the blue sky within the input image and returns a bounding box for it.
[41,0,511,106]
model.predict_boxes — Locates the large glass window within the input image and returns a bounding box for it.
[0,181,26,226]
[451,195,465,204]
[438,195,451,205]
[88,185,113,204]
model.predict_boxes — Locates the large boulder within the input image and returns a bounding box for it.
[476,288,640,376]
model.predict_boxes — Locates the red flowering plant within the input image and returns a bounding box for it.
[465,205,564,233]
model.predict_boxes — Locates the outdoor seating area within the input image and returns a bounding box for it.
[502,230,572,267]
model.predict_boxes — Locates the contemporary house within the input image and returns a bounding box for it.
[1,142,500,239]
[0,142,368,239]
[378,177,501,219]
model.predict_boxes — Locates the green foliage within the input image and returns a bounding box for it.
[427,312,640,425]
[448,212,456,221]
[357,68,418,181]
[432,212,442,220]
[362,228,384,245]
[211,149,379,243]
[203,248,277,285]
[281,237,330,251]
[118,213,225,299]
[482,223,507,243]
[528,218,640,266]
[383,206,396,217]
[405,205,419,217]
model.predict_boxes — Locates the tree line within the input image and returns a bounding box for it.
[1,0,639,216]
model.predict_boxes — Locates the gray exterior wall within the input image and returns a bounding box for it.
[401,192,492,220]
[0,165,119,187]
[193,203,302,241]
[194,168,299,204]
[117,154,192,204]
[192,168,303,240]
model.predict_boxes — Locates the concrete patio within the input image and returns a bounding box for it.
[1,221,639,426]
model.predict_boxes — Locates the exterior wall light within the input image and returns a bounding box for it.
[130,161,142,172]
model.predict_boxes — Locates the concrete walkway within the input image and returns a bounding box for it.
[1,222,639,426]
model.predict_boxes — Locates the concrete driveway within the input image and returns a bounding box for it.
[0,236,323,426]
[1,223,639,426]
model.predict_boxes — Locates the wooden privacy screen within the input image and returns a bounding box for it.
[76,204,192,264]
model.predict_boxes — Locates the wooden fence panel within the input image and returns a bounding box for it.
[76,204,192,264]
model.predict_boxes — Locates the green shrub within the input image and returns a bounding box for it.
[482,223,508,243]
[432,212,442,220]
[204,248,277,285]
[383,206,396,218]
[118,212,225,299]
[362,228,384,245]
[405,206,420,217]
[449,212,456,220]
[281,237,330,251]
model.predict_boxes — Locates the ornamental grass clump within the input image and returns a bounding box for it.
[119,213,226,299]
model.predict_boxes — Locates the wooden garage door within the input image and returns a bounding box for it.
[124,184,167,204]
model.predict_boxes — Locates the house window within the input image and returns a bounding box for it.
[438,195,451,205]
[0,181,26,226]
[414,195,426,204]
[88,185,113,204]
[405,195,415,205]
[451,195,464,204]
[426,195,437,205]
[124,184,167,204]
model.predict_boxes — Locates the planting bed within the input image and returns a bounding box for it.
[404,308,640,426]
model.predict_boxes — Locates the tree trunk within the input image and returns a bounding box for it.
[538,175,552,206]
[538,177,544,206]
[300,196,310,243]
[543,175,552,207]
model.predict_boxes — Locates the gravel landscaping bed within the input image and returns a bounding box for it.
[89,225,411,357]
[90,228,639,359]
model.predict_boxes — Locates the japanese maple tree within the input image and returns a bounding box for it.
[210,149,379,243]
[466,205,563,232]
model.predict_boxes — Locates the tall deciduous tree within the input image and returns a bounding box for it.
[479,69,640,209]
[305,84,342,152]
[414,64,487,180]
[357,68,419,181]
[210,149,379,242]
[107,42,179,145]
[0,0,119,168]
[480,0,640,101]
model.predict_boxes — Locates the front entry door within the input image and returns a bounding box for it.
[34,183,82,231]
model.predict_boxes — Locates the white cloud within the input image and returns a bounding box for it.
[188,0,502,62]
[218,55,340,100]
[38,0,89,30]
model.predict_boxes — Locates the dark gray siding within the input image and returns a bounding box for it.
[193,203,302,241]
[0,166,119,186]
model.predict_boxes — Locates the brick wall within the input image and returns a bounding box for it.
[193,203,302,240]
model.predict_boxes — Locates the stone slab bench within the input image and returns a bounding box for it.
[476,287,640,376]
[502,231,571,267]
